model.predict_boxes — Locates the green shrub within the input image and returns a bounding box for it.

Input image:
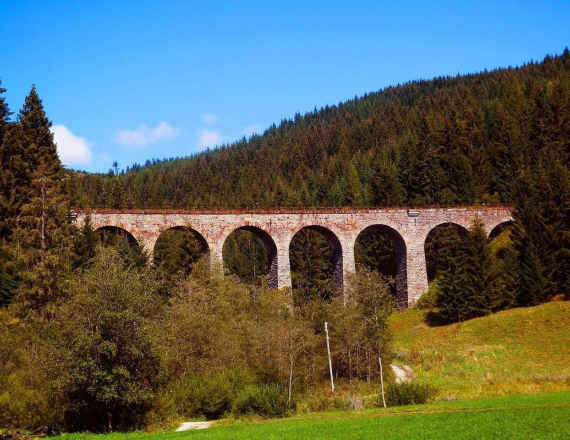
[414,278,441,310]
[232,384,291,418]
[295,393,350,414]
[385,381,437,406]
[171,373,235,420]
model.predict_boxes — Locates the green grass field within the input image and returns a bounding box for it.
[53,391,570,439]
[389,301,570,399]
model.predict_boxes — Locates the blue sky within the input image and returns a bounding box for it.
[1,1,569,173]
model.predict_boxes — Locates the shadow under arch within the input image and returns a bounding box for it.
[489,221,514,240]
[355,224,408,309]
[95,225,139,248]
[222,225,278,289]
[424,222,470,282]
[154,226,209,255]
[290,225,343,297]
[153,226,210,276]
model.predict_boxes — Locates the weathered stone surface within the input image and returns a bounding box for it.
[77,207,512,307]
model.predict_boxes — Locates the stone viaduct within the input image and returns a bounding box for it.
[76,206,513,307]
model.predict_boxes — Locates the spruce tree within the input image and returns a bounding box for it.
[290,228,334,306]
[461,217,494,318]
[434,219,493,322]
[0,79,18,306]
[510,177,549,306]
[73,214,100,269]
[0,78,15,241]
[490,243,519,311]
[0,78,11,134]
[10,86,75,318]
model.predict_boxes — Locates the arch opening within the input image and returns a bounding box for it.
[95,226,147,266]
[489,221,514,241]
[487,220,516,265]
[153,227,209,279]
[223,226,278,288]
[355,225,407,308]
[289,225,343,306]
[424,222,470,283]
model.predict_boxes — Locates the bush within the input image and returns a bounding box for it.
[0,318,62,431]
[414,278,441,310]
[232,384,291,418]
[171,373,235,420]
[385,381,437,406]
[295,393,350,414]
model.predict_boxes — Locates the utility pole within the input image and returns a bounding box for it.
[325,322,334,392]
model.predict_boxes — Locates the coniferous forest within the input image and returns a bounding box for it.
[1,50,570,433]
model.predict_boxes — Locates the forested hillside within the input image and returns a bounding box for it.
[75,50,570,209]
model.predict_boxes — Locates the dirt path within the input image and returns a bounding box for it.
[176,421,213,431]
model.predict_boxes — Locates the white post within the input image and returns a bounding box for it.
[325,322,334,392]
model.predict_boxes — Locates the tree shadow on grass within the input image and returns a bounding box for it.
[423,310,451,327]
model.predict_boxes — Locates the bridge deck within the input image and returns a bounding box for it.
[75,205,512,215]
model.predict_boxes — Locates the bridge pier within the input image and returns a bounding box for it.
[276,245,292,290]
[405,240,429,307]
[341,240,356,298]
[138,235,158,261]
[208,240,225,276]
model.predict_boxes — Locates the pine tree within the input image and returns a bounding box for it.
[489,242,519,311]
[73,214,100,269]
[461,217,493,318]
[9,87,76,318]
[371,163,406,207]
[0,78,11,134]
[510,177,549,306]
[0,80,18,306]
[290,229,334,306]
[433,219,492,322]
[345,163,362,206]
[0,78,16,241]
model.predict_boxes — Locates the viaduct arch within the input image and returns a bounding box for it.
[82,206,512,307]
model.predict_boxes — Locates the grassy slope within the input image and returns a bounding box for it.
[54,391,570,439]
[389,301,570,399]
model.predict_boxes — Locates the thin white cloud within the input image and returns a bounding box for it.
[198,129,225,149]
[100,152,113,165]
[201,113,219,125]
[243,124,264,137]
[114,121,180,148]
[51,124,93,166]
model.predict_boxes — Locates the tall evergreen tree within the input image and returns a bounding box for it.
[433,219,494,322]
[510,177,549,306]
[0,78,11,134]
[9,86,75,318]
[0,79,18,306]
[0,78,16,241]
[461,217,494,317]
[290,229,334,306]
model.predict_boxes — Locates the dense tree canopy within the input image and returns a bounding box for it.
[74,51,570,211]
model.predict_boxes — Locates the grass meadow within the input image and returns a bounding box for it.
[52,391,570,439]
[389,301,570,399]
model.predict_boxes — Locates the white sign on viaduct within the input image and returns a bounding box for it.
[77,207,512,307]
